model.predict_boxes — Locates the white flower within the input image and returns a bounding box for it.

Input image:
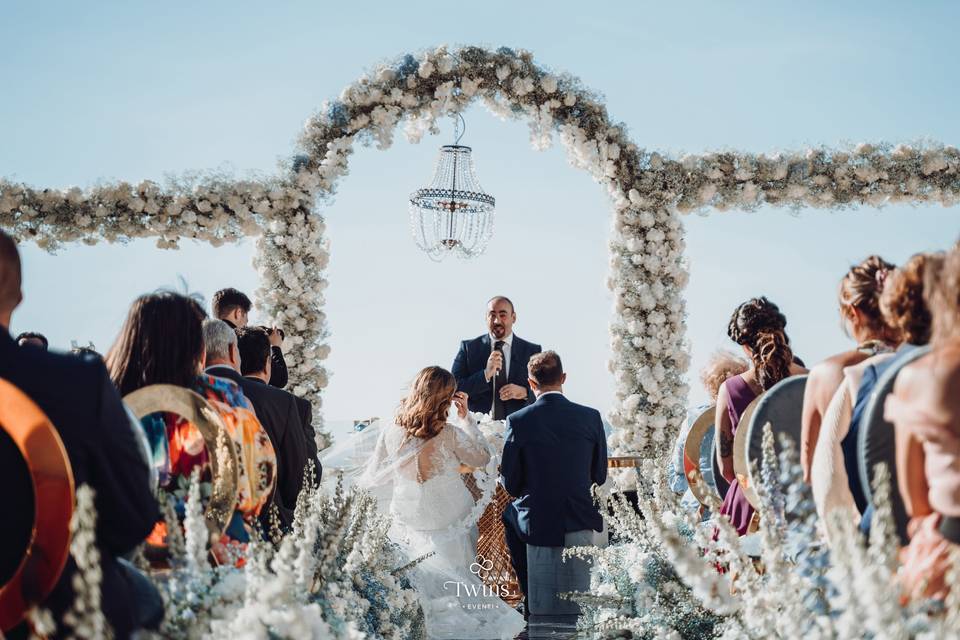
[418,59,435,78]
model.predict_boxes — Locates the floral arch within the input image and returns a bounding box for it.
[2,45,959,456]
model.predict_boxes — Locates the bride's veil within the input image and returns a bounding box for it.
[318,418,440,510]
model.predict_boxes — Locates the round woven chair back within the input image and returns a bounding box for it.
[684,405,720,507]
[0,378,74,632]
[743,375,808,510]
[732,394,763,508]
[124,384,239,536]
[859,346,932,544]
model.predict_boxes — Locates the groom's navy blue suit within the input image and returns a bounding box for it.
[452,334,541,417]
[500,392,607,598]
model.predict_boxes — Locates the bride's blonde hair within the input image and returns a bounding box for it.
[395,366,457,440]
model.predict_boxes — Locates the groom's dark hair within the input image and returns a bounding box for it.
[528,350,563,387]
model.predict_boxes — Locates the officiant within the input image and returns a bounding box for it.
[452,296,541,420]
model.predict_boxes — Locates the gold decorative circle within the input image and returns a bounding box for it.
[124,385,239,537]
[683,405,717,508]
[733,394,763,510]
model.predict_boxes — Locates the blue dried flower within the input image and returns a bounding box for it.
[326,102,350,129]
[396,54,419,78]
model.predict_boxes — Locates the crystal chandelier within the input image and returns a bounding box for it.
[409,115,496,261]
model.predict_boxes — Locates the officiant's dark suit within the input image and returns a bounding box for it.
[499,352,608,600]
[452,333,541,418]
[452,295,540,419]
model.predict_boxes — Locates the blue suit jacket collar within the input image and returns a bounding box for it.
[534,392,567,405]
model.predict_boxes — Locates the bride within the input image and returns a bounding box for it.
[329,366,525,639]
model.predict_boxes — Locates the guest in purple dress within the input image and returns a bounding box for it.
[715,297,807,535]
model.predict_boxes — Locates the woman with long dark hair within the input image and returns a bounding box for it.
[716,297,806,535]
[106,291,276,540]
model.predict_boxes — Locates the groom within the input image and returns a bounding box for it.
[451,296,541,420]
[500,351,608,615]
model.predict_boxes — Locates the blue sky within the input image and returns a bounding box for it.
[2,2,958,440]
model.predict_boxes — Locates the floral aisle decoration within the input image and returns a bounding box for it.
[154,471,424,640]
[3,46,960,461]
[571,426,960,639]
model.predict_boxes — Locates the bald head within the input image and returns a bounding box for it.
[0,230,22,325]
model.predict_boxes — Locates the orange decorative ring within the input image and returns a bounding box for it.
[0,378,75,632]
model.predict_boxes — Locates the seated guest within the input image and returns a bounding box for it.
[236,326,319,475]
[886,244,959,602]
[212,287,288,389]
[0,231,162,638]
[204,321,312,529]
[855,253,942,533]
[15,330,47,350]
[669,350,749,514]
[801,256,899,483]
[105,291,277,542]
[716,298,806,536]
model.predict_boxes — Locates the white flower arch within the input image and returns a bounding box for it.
[2,44,959,455]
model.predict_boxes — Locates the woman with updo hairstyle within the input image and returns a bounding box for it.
[811,255,945,534]
[886,242,959,601]
[801,256,899,485]
[716,297,806,536]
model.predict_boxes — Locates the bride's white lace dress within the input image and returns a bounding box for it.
[357,414,525,639]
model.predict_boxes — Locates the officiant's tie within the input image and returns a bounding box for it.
[492,340,507,420]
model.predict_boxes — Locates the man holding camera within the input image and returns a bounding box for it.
[212,287,289,389]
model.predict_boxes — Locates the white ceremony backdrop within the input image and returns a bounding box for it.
[2,45,959,462]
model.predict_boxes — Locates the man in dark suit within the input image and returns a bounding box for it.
[202,321,314,529]
[212,287,289,389]
[452,296,541,420]
[500,351,608,606]
[293,394,320,463]
[0,231,161,638]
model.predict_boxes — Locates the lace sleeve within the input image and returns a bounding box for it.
[449,414,492,468]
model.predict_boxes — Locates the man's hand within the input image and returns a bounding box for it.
[268,327,284,348]
[453,391,469,419]
[499,383,528,402]
[484,350,504,381]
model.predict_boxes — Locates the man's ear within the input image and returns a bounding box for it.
[560,372,567,385]
[230,343,241,369]
[528,376,538,392]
